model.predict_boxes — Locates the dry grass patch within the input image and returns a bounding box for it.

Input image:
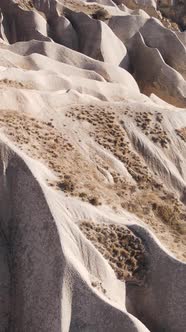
[68,105,156,188]
[0,110,106,204]
[175,127,186,142]
[16,0,34,10]
[0,79,34,89]
[123,190,186,235]
[0,106,185,261]
[155,203,185,234]
[80,221,147,283]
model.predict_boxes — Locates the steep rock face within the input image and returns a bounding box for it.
[0,137,185,332]
[64,10,129,68]
[0,138,151,332]
[48,15,79,50]
[139,18,186,79]
[128,32,186,107]
[0,0,50,42]
[126,226,186,332]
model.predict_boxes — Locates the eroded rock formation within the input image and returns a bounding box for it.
[0,0,185,331]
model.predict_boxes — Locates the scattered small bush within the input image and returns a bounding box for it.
[57,175,74,192]
[92,8,111,20]
[88,196,100,206]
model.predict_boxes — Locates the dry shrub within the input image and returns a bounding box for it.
[79,192,87,199]
[92,8,111,20]
[88,196,101,206]
[57,175,74,192]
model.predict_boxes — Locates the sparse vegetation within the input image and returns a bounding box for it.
[133,110,170,148]
[155,203,186,234]
[17,0,34,10]
[175,127,186,142]
[57,175,75,193]
[80,221,147,282]
[68,105,154,187]
[1,104,185,261]
[92,8,111,21]
[88,196,101,206]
